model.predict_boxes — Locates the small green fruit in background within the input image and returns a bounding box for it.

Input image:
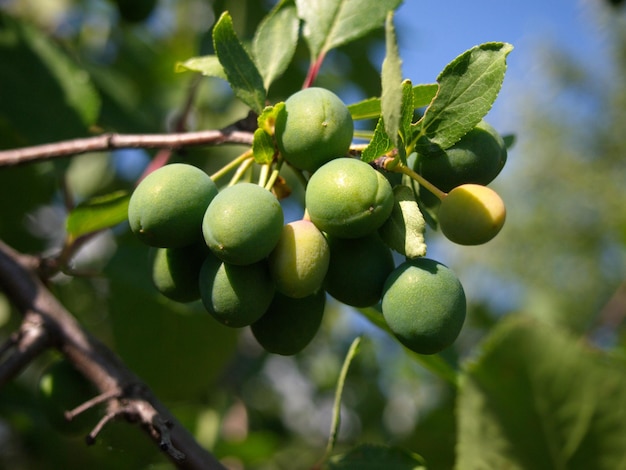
[251,290,326,356]
[128,163,218,248]
[438,184,506,245]
[324,233,395,308]
[275,87,354,172]
[306,158,394,239]
[199,254,274,327]
[382,258,466,355]
[268,220,330,298]
[37,359,99,435]
[151,241,209,303]
[202,183,284,266]
[415,120,507,193]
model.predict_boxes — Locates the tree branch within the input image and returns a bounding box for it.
[0,240,226,470]
[0,129,255,167]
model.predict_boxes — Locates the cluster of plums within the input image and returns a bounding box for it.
[126,87,508,356]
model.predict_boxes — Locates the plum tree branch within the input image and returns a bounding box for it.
[0,240,226,470]
[0,128,255,167]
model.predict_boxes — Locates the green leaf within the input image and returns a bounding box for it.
[378,185,427,259]
[66,190,131,238]
[0,13,100,145]
[458,315,626,470]
[257,102,285,134]
[418,42,513,150]
[347,84,438,121]
[413,83,439,108]
[326,443,427,470]
[361,116,393,163]
[380,11,402,148]
[295,0,402,60]
[252,128,275,164]
[213,11,266,114]
[175,55,227,80]
[399,80,415,146]
[252,0,300,90]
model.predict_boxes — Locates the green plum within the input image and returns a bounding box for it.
[199,254,275,327]
[415,120,507,193]
[268,220,330,298]
[275,87,354,172]
[202,183,284,266]
[128,163,218,248]
[324,233,395,307]
[382,258,466,355]
[438,184,506,245]
[251,290,326,355]
[150,241,209,303]
[305,158,394,238]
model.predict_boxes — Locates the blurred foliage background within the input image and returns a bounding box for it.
[1,0,626,469]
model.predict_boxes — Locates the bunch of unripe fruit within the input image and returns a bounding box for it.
[127,87,507,356]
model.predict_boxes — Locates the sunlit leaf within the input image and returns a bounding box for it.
[381,11,402,148]
[66,190,130,238]
[213,11,266,114]
[347,84,438,121]
[378,184,427,259]
[252,0,300,90]
[252,128,275,164]
[418,42,513,150]
[361,116,393,162]
[175,55,227,80]
[295,0,402,60]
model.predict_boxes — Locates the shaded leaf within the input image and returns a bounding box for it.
[326,443,427,469]
[66,190,130,238]
[213,11,266,114]
[418,42,513,150]
[0,13,100,145]
[458,315,626,470]
[295,0,402,60]
[252,0,300,90]
[175,55,227,80]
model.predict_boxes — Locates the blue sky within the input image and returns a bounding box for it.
[393,0,606,132]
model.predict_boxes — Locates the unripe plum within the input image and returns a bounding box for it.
[438,184,506,245]
[198,254,274,327]
[324,233,395,307]
[151,241,209,303]
[305,158,394,238]
[251,290,326,356]
[268,220,330,298]
[382,258,466,355]
[275,87,354,172]
[202,183,284,265]
[128,163,218,248]
[415,120,507,193]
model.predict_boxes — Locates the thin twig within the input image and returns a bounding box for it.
[0,239,226,470]
[0,129,254,168]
